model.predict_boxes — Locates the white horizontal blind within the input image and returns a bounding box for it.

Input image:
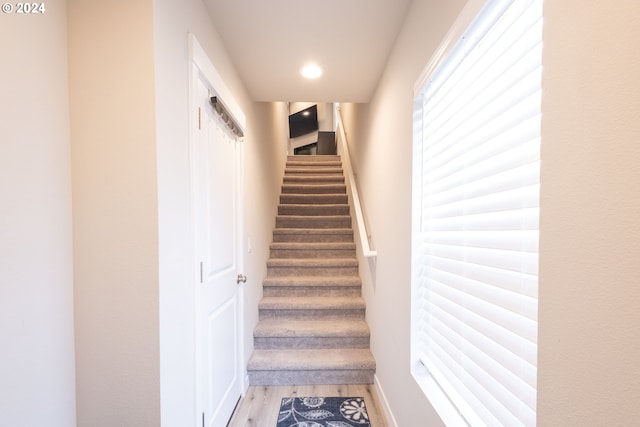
[411,0,542,425]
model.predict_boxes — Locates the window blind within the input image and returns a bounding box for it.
[411,0,542,425]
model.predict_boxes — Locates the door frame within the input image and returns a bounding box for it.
[188,33,247,425]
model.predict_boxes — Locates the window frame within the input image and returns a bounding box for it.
[411,1,542,425]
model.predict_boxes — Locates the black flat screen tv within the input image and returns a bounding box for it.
[289,105,318,138]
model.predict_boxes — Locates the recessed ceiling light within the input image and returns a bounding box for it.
[301,63,323,79]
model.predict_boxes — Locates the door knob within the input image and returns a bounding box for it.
[236,274,247,284]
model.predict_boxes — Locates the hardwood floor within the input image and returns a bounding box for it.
[228,384,389,426]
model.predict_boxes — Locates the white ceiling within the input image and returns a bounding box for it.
[202,0,413,102]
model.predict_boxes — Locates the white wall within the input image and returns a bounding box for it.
[346,0,640,425]
[153,1,286,424]
[242,100,289,366]
[537,0,640,424]
[68,0,160,425]
[154,1,236,424]
[340,1,466,425]
[0,1,285,426]
[0,0,77,425]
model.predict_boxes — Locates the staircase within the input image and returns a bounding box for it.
[247,155,376,385]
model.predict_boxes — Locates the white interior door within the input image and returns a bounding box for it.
[193,71,243,427]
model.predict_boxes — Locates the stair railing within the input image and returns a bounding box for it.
[335,106,377,259]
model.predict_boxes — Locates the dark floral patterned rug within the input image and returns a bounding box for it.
[277,396,370,427]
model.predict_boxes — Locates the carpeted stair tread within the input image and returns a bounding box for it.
[275,214,351,219]
[267,258,358,268]
[281,183,347,194]
[286,161,342,167]
[287,156,341,161]
[285,166,344,174]
[278,204,350,216]
[267,259,358,278]
[283,174,344,184]
[287,155,341,162]
[280,193,348,205]
[270,242,356,259]
[278,203,348,207]
[273,228,353,235]
[254,319,370,338]
[276,215,351,229]
[270,242,356,250]
[263,276,361,287]
[248,349,376,371]
[259,296,365,311]
[272,228,354,243]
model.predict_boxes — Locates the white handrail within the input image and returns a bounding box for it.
[335,106,377,259]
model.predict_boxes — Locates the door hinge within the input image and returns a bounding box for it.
[199,262,203,283]
[198,107,201,130]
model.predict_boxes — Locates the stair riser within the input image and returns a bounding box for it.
[286,161,342,167]
[285,166,342,171]
[263,286,361,298]
[286,159,341,163]
[287,155,341,162]
[281,185,347,194]
[259,308,365,321]
[283,176,345,184]
[272,232,354,243]
[267,266,358,276]
[285,167,343,174]
[276,216,351,229]
[280,194,348,205]
[254,336,370,350]
[248,370,374,386]
[282,173,345,185]
[283,173,344,180]
[278,205,349,216]
[270,248,356,259]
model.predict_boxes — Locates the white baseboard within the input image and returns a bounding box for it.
[374,374,398,427]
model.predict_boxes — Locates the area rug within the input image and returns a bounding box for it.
[277,397,370,427]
